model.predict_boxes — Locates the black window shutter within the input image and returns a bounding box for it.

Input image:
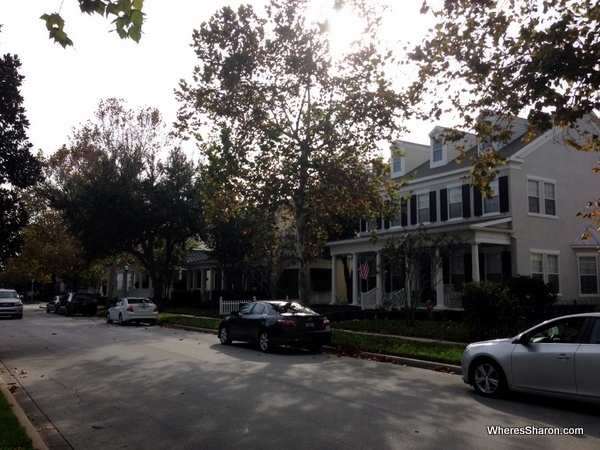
[440,189,448,221]
[429,191,437,222]
[499,176,509,213]
[462,184,471,218]
[401,198,408,227]
[473,187,483,217]
[464,254,472,283]
[410,196,417,225]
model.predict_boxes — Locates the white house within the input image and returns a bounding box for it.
[327,117,600,309]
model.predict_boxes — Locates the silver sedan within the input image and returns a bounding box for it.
[461,313,600,404]
[106,297,158,326]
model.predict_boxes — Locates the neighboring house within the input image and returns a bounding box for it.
[327,117,600,309]
[184,249,343,304]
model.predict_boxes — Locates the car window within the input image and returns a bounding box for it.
[252,303,266,315]
[529,318,586,343]
[0,291,18,299]
[588,320,600,344]
[269,302,317,315]
[129,299,141,304]
[239,303,255,315]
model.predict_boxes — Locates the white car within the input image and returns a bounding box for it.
[461,313,600,404]
[0,289,23,319]
[106,297,158,326]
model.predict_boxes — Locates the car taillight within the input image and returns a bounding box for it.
[322,319,330,327]
[153,306,158,312]
[127,306,134,312]
[277,319,297,327]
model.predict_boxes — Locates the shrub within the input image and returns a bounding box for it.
[507,275,556,317]
[461,281,513,340]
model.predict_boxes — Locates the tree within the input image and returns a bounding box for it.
[408,0,599,219]
[47,99,204,303]
[41,0,145,48]
[176,0,403,304]
[0,186,90,293]
[0,38,41,271]
[383,228,463,326]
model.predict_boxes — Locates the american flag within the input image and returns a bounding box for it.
[359,257,370,280]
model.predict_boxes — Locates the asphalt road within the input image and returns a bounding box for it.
[1,304,599,450]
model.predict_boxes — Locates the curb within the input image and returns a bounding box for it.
[0,372,49,450]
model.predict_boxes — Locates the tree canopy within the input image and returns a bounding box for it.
[408,0,599,230]
[47,99,204,301]
[41,0,145,48]
[177,0,403,304]
[0,41,41,271]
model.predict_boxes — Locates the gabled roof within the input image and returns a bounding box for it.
[185,250,211,264]
[571,225,600,248]
[403,131,531,181]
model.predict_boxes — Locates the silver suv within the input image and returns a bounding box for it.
[0,289,23,319]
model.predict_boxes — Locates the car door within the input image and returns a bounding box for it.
[574,318,600,399]
[228,303,255,339]
[242,302,267,340]
[511,317,586,395]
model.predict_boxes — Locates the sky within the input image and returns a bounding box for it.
[0,0,440,157]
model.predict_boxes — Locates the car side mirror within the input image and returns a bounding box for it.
[518,334,530,345]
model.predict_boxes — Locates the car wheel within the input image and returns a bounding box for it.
[258,330,272,353]
[118,314,126,326]
[106,313,113,324]
[65,307,71,316]
[219,326,232,345]
[472,358,506,397]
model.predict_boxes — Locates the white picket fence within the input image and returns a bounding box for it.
[218,296,295,315]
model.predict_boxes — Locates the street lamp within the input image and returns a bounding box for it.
[124,264,129,298]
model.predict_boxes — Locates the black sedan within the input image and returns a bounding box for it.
[218,301,331,353]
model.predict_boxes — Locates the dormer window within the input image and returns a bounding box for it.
[433,139,443,162]
[429,129,447,168]
[392,156,402,175]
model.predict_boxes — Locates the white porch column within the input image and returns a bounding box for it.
[330,255,337,304]
[201,269,206,292]
[471,243,480,282]
[376,251,383,308]
[352,253,360,305]
[435,250,446,308]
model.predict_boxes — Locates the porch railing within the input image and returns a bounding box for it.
[361,288,377,310]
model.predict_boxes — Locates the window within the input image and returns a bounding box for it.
[531,254,543,280]
[528,180,540,214]
[392,156,402,174]
[579,256,598,295]
[485,253,502,282]
[483,179,499,214]
[448,187,462,219]
[529,318,586,344]
[528,178,556,216]
[417,193,430,223]
[433,139,443,162]
[252,303,266,315]
[544,183,556,215]
[530,252,560,293]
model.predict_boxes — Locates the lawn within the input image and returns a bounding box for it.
[157,311,467,365]
[0,389,33,450]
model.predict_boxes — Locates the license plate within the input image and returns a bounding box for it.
[305,322,314,328]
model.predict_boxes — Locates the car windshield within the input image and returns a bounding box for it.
[0,291,18,299]
[270,302,317,315]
